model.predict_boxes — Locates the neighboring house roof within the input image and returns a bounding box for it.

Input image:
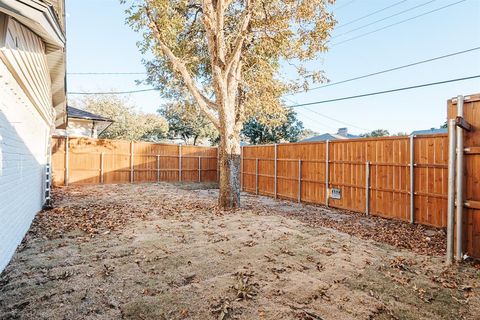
[301,133,348,142]
[411,128,448,135]
[300,128,359,142]
[67,106,112,122]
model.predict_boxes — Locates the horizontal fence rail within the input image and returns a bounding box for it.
[241,134,449,228]
[52,136,218,186]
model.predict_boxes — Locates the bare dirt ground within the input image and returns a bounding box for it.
[1,183,479,320]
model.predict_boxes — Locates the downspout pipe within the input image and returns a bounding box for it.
[446,119,457,265]
[455,95,465,262]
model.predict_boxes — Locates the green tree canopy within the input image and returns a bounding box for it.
[359,129,390,138]
[159,102,218,145]
[242,110,304,144]
[78,95,169,141]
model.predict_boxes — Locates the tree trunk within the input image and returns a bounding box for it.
[218,129,241,209]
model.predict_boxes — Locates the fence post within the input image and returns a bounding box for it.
[179,145,182,182]
[365,161,370,215]
[274,144,278,199]
[255,158,259,195]
[64,136,69,186]
[156,155,160,182]
[240,146,244,191]
[325,140,330,207]
[130,141,134,183]
[409,135,415,224]
[455,95,465,262]
[298,159,302,203]
[100,152,104,184]
[198,156,201,182]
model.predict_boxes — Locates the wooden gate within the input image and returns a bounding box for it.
[448,94,480,258]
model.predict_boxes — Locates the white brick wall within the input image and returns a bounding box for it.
[0,59,50,272]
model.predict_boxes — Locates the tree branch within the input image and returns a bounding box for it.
[144,4,220,129]
[225,0,253,77]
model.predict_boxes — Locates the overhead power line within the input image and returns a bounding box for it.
[295,109,338,131]
[302,106,368,131]
[285,46,480,96]
[69,47,480,97]
[288,75,480,108]
[68,72,146,75]
[331,0,467,47]
[336,0,408,29]
[335,0,357,11]
[332,0,438,39]
[68,88,157,95]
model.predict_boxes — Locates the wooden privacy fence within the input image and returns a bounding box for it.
[241,134,449,228]
[51,136,218,186]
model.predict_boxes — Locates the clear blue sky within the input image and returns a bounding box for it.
[66,0,480,135]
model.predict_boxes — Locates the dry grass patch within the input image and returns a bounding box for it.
[0,183,479,320]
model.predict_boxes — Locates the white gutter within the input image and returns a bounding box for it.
[0,0,65,47]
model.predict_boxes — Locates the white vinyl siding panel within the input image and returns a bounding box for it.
[0,17,53,124]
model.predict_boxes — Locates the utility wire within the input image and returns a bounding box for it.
[295,109,338,131]
[332,0,438,39]
[336,0,408,29]
[302,106,368,131]
[285,46,480,96]
[69,47,480,96]
[68,72,146,75]
[331,0,467,47]
[284,97,338,131]
[68,88,157,95]
[335,0,357,11]
[288,75,480,108]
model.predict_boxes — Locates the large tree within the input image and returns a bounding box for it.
[124,0,335,209]
[242,109,304,144]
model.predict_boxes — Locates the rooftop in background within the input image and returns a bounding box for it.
[411,128,448,136]
[67,106,111,122]
[300,127,359,142]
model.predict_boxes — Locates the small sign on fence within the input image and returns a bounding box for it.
[330,188,341,200]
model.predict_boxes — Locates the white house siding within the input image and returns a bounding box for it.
[0,16,53,122]
[0,36,51,270]
[55,119,99,138]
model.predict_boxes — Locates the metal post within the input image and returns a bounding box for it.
[325,140,330,207]
[179,145,182,182]
[156,155,160,182]
[298,159,302,203]
[100,152,104,184]
[130,142,134,183]
[446,119,457,264]
[409,135,415,224]
[255,158,259,195]
[456,95,465,262]
[365,161,370,215]
[198,156,201,182]
[274,144,278,199]
[64,136,69,186]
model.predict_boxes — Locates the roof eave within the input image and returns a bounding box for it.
[70,116,113,123]
[0,0,65,46]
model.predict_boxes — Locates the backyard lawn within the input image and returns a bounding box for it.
[0,183,479,320]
